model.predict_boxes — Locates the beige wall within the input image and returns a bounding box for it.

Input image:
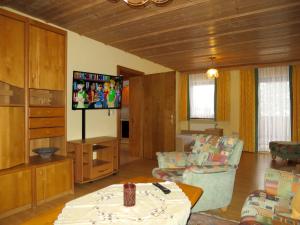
[1,7,172,141]
[67,32,172,140]
[179,70,241,136]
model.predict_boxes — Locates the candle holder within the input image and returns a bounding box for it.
[123,183,136,207]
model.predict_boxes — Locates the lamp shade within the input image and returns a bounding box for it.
[206,68,219,79]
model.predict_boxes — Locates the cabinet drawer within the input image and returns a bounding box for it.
[29,117,65,128]
[29,107,64,117]
[29,127,64,139]
[90,162,113,179]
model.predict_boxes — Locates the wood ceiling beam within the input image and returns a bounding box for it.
[161,50,300,67]
[49,0,107,22]
[79,0,210,35]
[106,1,300,44]
[130,21,300,52]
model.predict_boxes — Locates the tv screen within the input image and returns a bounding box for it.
[72,71,123,110]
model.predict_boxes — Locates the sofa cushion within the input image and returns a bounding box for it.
[192,134,213,153]
[186,152,209,166]
[152,168,184,182]
[240,190,296,225]
[264,169,300,199]
[291,187,300,219]
[156,152,189,168]
[185,164,233,174]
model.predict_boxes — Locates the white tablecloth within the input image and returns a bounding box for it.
[55,181,191,225]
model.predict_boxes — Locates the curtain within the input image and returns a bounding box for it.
[239,69,256,152]
[257,66,291,151]
[189,73,215,119]
[179,73,188,121]
[216,70,231,121]
[292,65,300,142]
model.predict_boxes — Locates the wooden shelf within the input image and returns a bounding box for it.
[92,159,110,167]
[29,155,68,166]
[0,82,24,106]
[29,89,64,107]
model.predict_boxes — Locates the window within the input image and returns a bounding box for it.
[257,66,291,151]
[189,73,215,119]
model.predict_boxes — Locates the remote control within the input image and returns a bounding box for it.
[152,182,171,194]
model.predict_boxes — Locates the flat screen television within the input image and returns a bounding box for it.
[72,71,123,110]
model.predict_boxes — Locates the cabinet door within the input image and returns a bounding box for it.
[36,160,73,203]
[0,169,32,215]
[29,25,65,90]
[0,107,25,169]
[0,14,25,88]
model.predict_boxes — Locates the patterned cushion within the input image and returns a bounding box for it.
[185,164,232,174]
[264,169,300,199]
[192,134,213,153]
[152,168,184,182]
[240,190,298,225]
[156,152,188,168]
[219,136,239,149]
[186,152,209,166]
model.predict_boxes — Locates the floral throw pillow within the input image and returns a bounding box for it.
[192,134,212,153]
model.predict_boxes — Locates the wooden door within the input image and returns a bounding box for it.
[29,24,65,90]
[36,160,72,203]
[0,107,25,169]
[0,13,25,88]
[129,76,144,157]
[0,169,32,216]
[143,72,176,159]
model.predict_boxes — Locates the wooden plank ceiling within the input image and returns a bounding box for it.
[2,0,300,72]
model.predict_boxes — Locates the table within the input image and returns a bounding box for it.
[123,176,203,207]
[21,176,203,225]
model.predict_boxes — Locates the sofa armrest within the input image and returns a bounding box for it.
[185,164,235,174]
[156,152,189,168]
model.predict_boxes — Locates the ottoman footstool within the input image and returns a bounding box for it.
[269,141,300,161]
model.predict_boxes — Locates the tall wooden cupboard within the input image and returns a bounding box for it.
[0,9,73,218]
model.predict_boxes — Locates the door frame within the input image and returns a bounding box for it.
[116,65,144,163]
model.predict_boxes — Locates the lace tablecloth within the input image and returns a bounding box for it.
[55,181,191,225]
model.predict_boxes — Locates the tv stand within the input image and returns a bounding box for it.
[67,137,119,183]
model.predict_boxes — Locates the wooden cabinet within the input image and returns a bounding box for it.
[0,13,25,88]
[0,107,25,170]
[67,137,118,183]
[0,9,70,219]
[35,158,73,204]
[0,168,32,218]
[29,24,65,91]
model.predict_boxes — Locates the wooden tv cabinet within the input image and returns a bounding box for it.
[67,137,119,183]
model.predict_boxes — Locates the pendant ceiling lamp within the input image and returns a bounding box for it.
[123,0,170,7]
[206,57,219,79]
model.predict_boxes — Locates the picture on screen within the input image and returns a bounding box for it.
[72,71,123,110]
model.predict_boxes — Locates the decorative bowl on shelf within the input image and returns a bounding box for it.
[33,147,58,159]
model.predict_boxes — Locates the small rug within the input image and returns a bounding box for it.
[188,212,239,225]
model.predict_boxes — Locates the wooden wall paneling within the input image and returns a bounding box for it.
[0,13,25,88]
[142,75,153,159]
[0,169,32,217]
[129,76,144,158]
[29,24,65,91]
[0,107,25,170]
[4,0,300,71]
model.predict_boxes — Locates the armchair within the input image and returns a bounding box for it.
[152,135,243,212]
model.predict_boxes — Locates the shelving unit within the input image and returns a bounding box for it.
[67,137,119,183]
[0,8,72,218]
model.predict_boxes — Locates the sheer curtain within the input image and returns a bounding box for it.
[257,66,291,151]
[189,73,215,119]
